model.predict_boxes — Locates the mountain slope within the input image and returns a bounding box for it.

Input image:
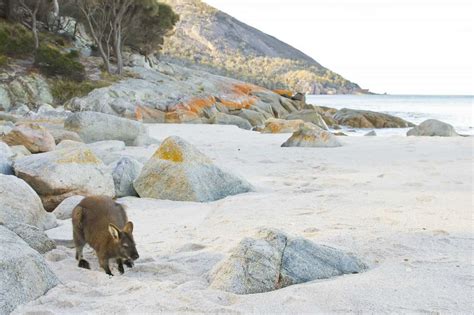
[161,0,364,94]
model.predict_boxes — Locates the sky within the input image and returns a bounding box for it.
[204,0,473,95]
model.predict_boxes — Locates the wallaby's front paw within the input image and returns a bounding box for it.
[118,264,125,274]
[124,260,134,268]
[78,259,90,269]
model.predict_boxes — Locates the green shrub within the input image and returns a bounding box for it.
[50,79,111,104]
[0,54,8,67]
[35,46,85,81]
[0,20,34,56]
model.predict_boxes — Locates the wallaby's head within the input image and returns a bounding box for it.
[108,222,139,261]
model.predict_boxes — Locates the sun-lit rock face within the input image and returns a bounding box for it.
[134,136,254,202]
[281,124,342,148]
[1,123,56,153]
[209,229,367,295]
[260,118,306,134]
[13,147,115,211]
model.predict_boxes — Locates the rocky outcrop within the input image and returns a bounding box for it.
[110,157,143,197]
[134,136,254,202]
[209,229,366,294]
[0,73,53,111]
[5,223,56,254]
[407,119,459,137]
[0,225,59,314]
[281,125,342,148]
[285,109,328,130]
[333,108,414,128]
[260,118,306,133]
[64,111,149,146]
[1,123,56,153]
[0,174,57,230]
[13,147,115,211]
[210,112,252,130]
[52,195,85,220]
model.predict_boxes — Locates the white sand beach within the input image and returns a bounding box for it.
[14,124,473,314]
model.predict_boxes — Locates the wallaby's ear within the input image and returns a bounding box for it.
[124,221,134,234]
[108,223,121,240]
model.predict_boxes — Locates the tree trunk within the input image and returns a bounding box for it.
[32,7,39,50]
[113,25,123,75]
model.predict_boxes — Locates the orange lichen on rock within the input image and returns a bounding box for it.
[165,110,200,123]
[273,89,293,98]
[56,148,101,164]
[153,140,184,163]
[177,97,216,114]
[232,83,263,96]
[135,106,144,121]
[218,97,256,110]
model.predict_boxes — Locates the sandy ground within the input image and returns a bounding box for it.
[14,124,473,314]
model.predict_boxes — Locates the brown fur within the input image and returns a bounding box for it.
[72,196,139,276]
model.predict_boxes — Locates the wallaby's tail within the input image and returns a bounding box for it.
[72,205,84,229]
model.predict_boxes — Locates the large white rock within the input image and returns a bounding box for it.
[1,123,56,153]
[407,119,459,137]
[110,157,143,197]
[0,225,59,314]
[52,195,85,220]
[5,222,56,254]
[210,229,366,294]
[64,111,148,145]
[281,124,342,148]
[0,174,57,230]
[134,136,254,202]
[13,147,115,211]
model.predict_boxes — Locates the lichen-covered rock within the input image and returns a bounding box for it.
[281,124,342,148]
[260,118,305,133]
[13,147,115,211]
[0,225,59,314]
[5,223,56,254]
[1,123,56,153]
[333,108,414,128]
[64,111,148,145]
[285,109,329,130]
[407,119,459,137]
[52,195,85,220]
[134,136,254,202]
[0,174,57,230]
[210,229,366,295]
[0,73,53,111]
[210,112,252,130]
[111,157,143,197]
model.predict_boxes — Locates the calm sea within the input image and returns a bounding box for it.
[307,95,474,136]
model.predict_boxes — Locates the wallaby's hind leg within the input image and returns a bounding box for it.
[72,206,90,269]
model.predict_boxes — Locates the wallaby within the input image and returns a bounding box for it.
[72,196,139,276]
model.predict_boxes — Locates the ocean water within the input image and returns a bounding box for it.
[307,95,474,136]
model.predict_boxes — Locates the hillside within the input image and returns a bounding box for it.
[161,0,364,94]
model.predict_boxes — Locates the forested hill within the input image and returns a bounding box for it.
[161,0,365,94]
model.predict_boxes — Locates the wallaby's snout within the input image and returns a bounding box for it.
[108,221,139,262]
